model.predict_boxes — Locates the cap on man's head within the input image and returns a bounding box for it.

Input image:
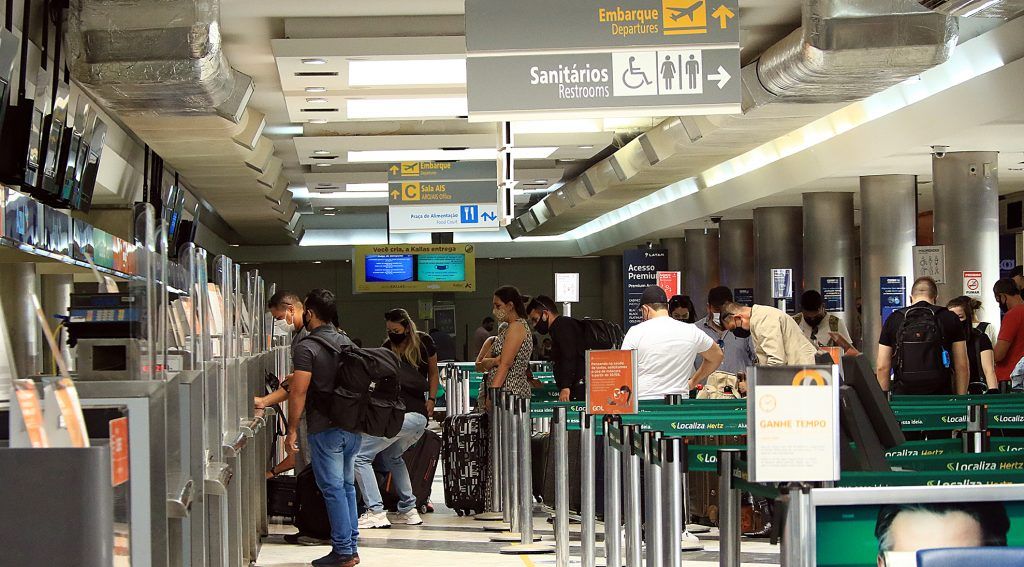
[640,285,668,306]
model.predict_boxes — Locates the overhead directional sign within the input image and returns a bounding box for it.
[387,161,497,182]
[465,0,741,120]
[388,161,500,233]
[388,180,499,206]
[389,203,500,233]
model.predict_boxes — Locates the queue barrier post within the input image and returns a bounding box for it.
[580,412,597,567]
[553,406,570,567]
[964,403,989,454]
[500,396,550,554]
[489,391,519,538]
[460,367,471,415]
[604,416,623,567]
[782,485,814,567]
[476,387,504,522]
[717,448,742,567]
[623,424,643,567]
[662,437,683,567]
[643,431,664,567]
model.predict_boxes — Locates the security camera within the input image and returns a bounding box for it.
[931,145,949,159]
[710,216,723,224]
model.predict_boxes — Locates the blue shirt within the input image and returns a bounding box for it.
[695,316,757,375]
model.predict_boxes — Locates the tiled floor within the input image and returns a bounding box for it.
[257,475,781,567]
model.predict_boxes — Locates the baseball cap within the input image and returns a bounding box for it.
[640,285,668,305]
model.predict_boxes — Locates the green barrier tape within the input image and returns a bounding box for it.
[891,393,1023,405]
[992,438,1024,453]
[687,444,744,472]
[838,469,1024,487]
[621,412,747,436]
[884,438,962,458]
[730,460,781,499]
[888,451,1024,472]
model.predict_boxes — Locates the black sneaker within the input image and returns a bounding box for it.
[311,552,357,567]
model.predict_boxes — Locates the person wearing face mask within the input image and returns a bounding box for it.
[668,295,697,324]
[355,308,437,530]
[269,290,308,345]
[526,295,585,401]
[794,290,852,349]
[621,286,724,399]
[695,286,757,375]
[947,296,998,393]
[992,278,1024,385]
[720,299,817,366]
[477,286,534,402]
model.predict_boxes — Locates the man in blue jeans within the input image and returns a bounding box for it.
[288,289,359,567]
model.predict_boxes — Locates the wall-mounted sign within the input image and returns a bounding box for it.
[623,248,668,330]
[963,271,983,300]
[913,245,946,284]
[555,272,581,304]
[821,277,845,312]
[880,276,907,323]
[586,349,638,415]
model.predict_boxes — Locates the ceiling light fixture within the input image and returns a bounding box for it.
[309,118,328,124]
[513,119,603,134]
[313,150,331,156]
[314,163,332,168]
[578,145,595,149]
[302,58,328,65]
[305,86,327,93]
[348,59,466,87]
[346,183,389,192]
[306,97,329,104]
[308,191,388,199]
[346,97,468,120]
[348,147,557,163]
[322,207,336,211]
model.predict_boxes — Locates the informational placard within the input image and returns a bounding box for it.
[434,302,457,336]
[387,161,500,233]
[747,365,840,483]
[880,276,907,323]
[555,273,581,304]
[821,277,845,312]
[963,271,983,300]
[734,288,754,307]
[656,271,681,298]
[109,417,129,487]
[771,268,793,299]
[586,349,638,415]
[418,299,434,321]
[465,0,741,121]
[623,248,668,330]
[913,245,946,284]
[353,244,477,293]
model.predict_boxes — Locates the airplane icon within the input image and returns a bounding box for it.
[668,0,703,22]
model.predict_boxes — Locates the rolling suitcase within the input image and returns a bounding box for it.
[441,413,489,516]
[267,475,298,520]
[379,429,441,513]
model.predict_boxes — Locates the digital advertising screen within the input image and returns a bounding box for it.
[417,253,466,282]
[365,254,415,282]
[354,244,476,293]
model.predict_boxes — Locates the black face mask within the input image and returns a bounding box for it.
[535,314,550,335]
[732,327,751,339]
[806,314,825,328]
[388,332,408,345]
[999,296,1009,314]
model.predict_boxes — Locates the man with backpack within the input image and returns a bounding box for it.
[527,295,586,401]
[794,290,853,348]
[875,277,968,395]
[288,289,360,567]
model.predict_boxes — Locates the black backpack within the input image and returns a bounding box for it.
[580,318,625,350]
[303,335,407,438]
[893,305,949,388]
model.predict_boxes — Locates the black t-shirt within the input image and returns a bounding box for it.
[878,301,966,350]
[548,316,585,391]
[293,325,355,434]
[966,327,994,385]
[382,331,437,417]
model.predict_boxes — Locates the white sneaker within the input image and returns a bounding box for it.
[358,510,391,529]
[393,509,423,526]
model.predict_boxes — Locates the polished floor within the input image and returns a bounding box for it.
[257,474,780,567]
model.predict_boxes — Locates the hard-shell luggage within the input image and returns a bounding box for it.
[441,413,489,516]
[687,434,745,526]
[294,466,331,540]
[531,432,550,501]
[379,429,441,513]
[267,475,298,519]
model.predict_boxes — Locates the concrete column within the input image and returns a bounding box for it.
[932,152,1000,326]
[861,175,917,364]
[601,255,624,326]
[684,229,721,318]
[41,274,75,374]
[754,207,803,310]
[662,237,685,274]
[803,193,857,325]
[719,219,755,293]
[0,263,40,379]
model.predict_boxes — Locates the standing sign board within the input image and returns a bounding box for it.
[913,245,946,284]
[434,302,457,337]
[656,271,681,298]
[387,162,500,233]
[821,277,845,312]
[555,273,581,304]
[880,276,907,323]
[747,365,840,483]
[623,248,668,330]
[465,0,741,121]
[963,271,983,300]
[586,350,638,415]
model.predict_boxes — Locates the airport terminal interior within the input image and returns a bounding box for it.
[4,1,1024,566]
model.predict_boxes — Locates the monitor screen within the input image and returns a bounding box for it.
[365,254,414,282]
[417,253,466,282]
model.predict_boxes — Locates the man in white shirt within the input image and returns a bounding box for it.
[621,286,725,400]
[794,290,853,348]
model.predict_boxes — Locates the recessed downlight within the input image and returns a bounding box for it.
[309,118,328,124]
[302,58,327,65]
[322,207,336,211]
[314,163,332,168]
[306,97,329,104]
[305,86,327,93]
[313,150,330,156]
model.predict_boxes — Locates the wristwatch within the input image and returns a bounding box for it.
[428,396,437,402]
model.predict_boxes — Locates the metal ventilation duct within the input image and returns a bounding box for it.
[511,0,959,238]
[66,0,253,121]
[919,0,1024,18]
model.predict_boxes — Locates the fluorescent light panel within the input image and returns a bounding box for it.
[346,183,388,192]
[347,97,468,119]
[348,147,557,163]
[348,59,466,87]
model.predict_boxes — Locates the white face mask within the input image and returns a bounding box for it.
[712,313,722,325]
[274,318,293,336]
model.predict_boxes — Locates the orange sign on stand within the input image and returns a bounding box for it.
[110,417,130,487]
[586,349,638,415]
[656,271,681,298]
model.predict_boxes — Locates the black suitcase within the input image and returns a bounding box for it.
[295,466,331,540]
[542,430,606,517]
[532,432,550,501]
[441,413,489,516]
[267,475,298,519]
[379,429,441,513]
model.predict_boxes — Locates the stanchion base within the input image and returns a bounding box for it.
[686,523,711,534]
[490,532,528,542]
[475,512,504,521]
[499,543,554,555]
[482,522,512,532]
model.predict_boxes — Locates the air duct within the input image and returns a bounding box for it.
[919,0,1024,18]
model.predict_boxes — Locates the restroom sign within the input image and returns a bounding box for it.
[963,271,983,300]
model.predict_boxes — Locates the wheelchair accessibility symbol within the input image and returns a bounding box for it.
[612,52,658,96]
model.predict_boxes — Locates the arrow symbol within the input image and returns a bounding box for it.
[708,65,731,89]
[711,4,735,29]
[389,165,399,175]
[390,190,400,200]
[481,212,497,222]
